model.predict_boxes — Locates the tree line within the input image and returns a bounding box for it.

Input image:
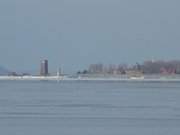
[77,60,180,75]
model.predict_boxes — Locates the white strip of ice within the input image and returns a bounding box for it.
[0,76,180,82]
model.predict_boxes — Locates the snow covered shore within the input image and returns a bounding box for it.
[0,75,180,82]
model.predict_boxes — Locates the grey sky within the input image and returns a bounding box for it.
[0,0,180,73]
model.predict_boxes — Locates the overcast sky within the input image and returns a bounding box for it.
[0,0,180,73]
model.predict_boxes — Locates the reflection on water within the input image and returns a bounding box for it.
[0,81,180,135]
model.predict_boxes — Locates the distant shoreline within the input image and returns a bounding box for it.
[1,75,180,82]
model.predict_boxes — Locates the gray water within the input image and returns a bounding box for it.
[0,81,180,135]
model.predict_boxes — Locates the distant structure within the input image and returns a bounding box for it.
[57,68,62,77]
[40,60,49,76]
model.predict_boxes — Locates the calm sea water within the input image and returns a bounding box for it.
[0,81,180,135]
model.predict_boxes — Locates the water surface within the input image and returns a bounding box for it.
[0,81,180,135]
